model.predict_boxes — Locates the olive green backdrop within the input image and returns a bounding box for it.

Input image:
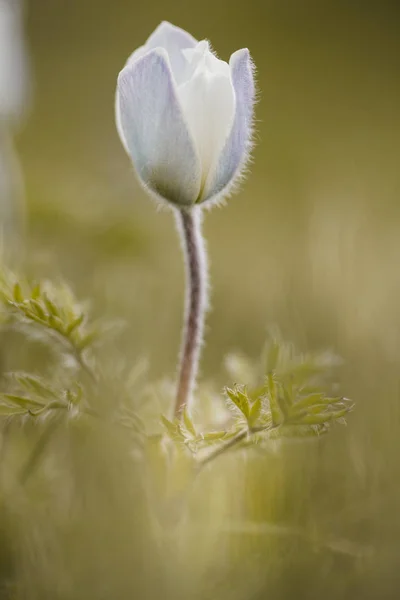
[6,0,400,597]
[21,0,400,373]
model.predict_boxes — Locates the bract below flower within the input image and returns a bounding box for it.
[116,21,255,207]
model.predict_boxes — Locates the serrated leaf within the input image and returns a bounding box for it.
[257,412,273,429]
[77,330,98,349]
[160,415,185,441]
[48,314,65,332]
[269,424,328,439]
[1,393,46,410]
[12,373,58,400]
[294,407,350,426]
[43,294,59,317]
[266,373,283,426]
[248,397,263,428]
[29,299,47,321]
[183,408,196,437]
[65,314,84,335]
[13,282,23,303]
[31,283,41,300]
[293,392,327,411]
[226,386,250,419]
[276,390,290,419]
[283,380,294,405]
[248,384,265,402]
[264,338,280,372]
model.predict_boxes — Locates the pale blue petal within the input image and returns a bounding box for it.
[200,48,255,204]
[117,49,202,206]
[116,22,197,154]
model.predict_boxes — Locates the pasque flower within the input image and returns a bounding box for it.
[116,22,256,420]
[116,21,255,207]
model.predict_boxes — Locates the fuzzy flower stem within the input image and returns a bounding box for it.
[174,206,208,419]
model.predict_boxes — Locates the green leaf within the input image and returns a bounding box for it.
[1,393,46,410]
[48,314,65,332]
[183,408,196,437]
[29,299,47,321]
[269,424,328,439]
[282,381,294,406]
[30,283,41,300]
[276,390,290,419]
[77,330,98,349]
[226,386,250,419]
[266,373,283,426]
[292,392,327,411]
[65,314,84,335]
[257,412,273,429]
[264,337,280,372]
[13,282,23,303]
[248,397,263,428]
[43,294,59,317]
[12,373,58,400]
[160,415,185,441]
[294,407,350,426]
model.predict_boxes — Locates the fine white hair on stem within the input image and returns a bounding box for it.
[174,205,209,418]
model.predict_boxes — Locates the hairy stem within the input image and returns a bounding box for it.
[174,207,208,419]
[198,429,249,467]
[197,424,269,469]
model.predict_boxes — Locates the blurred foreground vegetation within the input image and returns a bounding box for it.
[0,0,399,598]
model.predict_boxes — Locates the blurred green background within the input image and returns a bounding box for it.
[2,0,400,598]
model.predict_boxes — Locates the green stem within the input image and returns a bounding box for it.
[197,425,272,469]
[198,429,248,467]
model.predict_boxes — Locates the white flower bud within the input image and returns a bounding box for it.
[116,21,255,207]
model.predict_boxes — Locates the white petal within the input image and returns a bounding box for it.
[117,49,202,206]
[116,22,197,153]
[182,41,230,79]
[177,43,236,195]
[201,48,255,203]
[126,21,197,84]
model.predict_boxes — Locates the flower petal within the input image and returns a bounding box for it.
[145,21,197,83]
[125,21,197,84]
[200,48,255,204]
[116,22,198,155]
[117,49,202,206]
[177,42,236,194]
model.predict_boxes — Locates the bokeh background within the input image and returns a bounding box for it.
[0,0,400,598]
